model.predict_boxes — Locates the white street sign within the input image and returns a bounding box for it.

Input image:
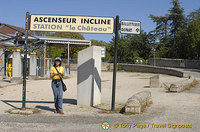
[101,46,106,58]
[120,20,141,34]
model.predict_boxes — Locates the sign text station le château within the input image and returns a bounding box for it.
[30,15,114,34]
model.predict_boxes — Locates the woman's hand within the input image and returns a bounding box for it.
[60,74,64,78]
[50,73,59,78]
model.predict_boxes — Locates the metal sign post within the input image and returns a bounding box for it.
[22,12,30,110]
[111,15,119,111]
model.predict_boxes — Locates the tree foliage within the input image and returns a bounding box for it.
[106,31,151,63]
[49,32,85,40]
[46,32,86,59]
[187,8,200,21]
[29,32,86,59]
[149,0,200,59]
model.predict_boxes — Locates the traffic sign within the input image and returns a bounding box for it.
[120,20,141,34]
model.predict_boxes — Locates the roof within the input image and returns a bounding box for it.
[20,36,91,46]
[0,23,25,34]
[0,33,14,46]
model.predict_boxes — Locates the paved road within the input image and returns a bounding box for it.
[0,72,199,132]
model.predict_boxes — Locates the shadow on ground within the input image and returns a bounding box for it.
[35,105,55,112]
[1,98,77,111]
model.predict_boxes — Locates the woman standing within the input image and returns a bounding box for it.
[50,57,64,114]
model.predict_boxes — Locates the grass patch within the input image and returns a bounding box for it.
[123,111,137,115]
[162,83,170,91]
[7,107,42,115]
[63,76,70,79]
[184,79,199,91]
[18,80,23,84]
[98,107,124,114]
[98,105,141,115]
[129,73,155,78]
[97,103,126,114]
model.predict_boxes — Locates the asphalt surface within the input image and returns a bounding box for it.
[0,84,199,132]
[0,71,200,132]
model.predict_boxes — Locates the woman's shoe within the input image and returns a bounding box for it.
[58,110,64,114]
[54,109,58,113]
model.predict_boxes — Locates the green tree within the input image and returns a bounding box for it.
[49,32,85,40]
[47,32,86,59]
[168,0,187,58]
[91,39,108,46]
[185,18,200,59]
[107,31,151,63]
[149,0,187,58]
[149,15,170,40]
[187,8,200,21]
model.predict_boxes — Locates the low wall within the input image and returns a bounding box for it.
[70,63,78,71]
[185,60,200,69]
[70,62,114,71]
[102,62,113,71]
[70,63,186,77]
[149,58,200,69]
[119,64,186,77]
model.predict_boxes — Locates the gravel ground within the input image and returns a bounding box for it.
[0,71,199,132]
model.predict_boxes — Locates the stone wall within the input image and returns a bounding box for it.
[149,58,200,69]
[102,62,113,71]
[70,62,113,71]
[69,63,187,77]
[119,64,186,77]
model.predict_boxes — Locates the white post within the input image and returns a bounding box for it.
[77,46,101,106]
[29,52,37,79]
[0,48,4,80]
[154,48,156,66]
[46,58,50,77]
[44,40,46,76]
[68,42,70,75]
[11,49,22,83]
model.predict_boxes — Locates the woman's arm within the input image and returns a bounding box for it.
[50,73,58,78]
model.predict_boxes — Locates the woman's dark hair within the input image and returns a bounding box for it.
[53,60,62,67]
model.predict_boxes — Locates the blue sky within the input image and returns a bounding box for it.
[0,0,199,42]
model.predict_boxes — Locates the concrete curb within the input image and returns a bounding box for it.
[169,76,195,92]
[125,90,152,114]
